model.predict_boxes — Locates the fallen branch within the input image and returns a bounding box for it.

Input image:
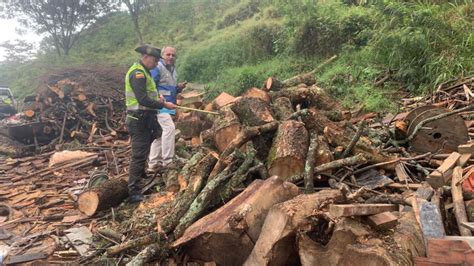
[106,232,163,256]
[342,121,367,158]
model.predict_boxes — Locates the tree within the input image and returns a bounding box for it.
[0,39,35,63]
[122,0,151,45]
[0,0,119,56]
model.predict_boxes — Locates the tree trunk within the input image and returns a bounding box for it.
[159,153,217,234]
[213,105,242,152]
[282,72,316,87]
[231,97,275,126]
[173,152,245,237]
[264,77,284,91]
[267,120,309,180]
[78,178,128,216]
[272,97,294,121]
[173,177,299,266]
[244,190,344,266]
[242,87,271,103]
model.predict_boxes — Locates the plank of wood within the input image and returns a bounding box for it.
[329,204,398,217]
[459,153,472,167]
[415,256,463,266]
[427,152,461,188]
[4,252,48,264]
[395,162,410,182]
[367,211,398,230]
[461,222,474,231]
[387,183,422,189]
[425,238,474,265]
[452,166,472,236]
[410,197,446,242]
[459,143,474,155]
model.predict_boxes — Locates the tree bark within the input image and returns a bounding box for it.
[77,178,128,217]
[159,153,217,234]
[267,120,309,180]
[174,151,244,238]
[231,96,275,126]
[208,121,279,179]
[304,132,318,193]
[242,87,271,103]
[213,105,242,152]
[106,232,162,256]
[272,97,294,121]
[282,72,316,87]
[173,177,299,266]
[244,190,344,266]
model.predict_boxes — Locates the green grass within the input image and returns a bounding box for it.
[0,0,472,113]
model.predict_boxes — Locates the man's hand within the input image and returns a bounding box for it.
[177,81,187,90]
[164,102,176,109]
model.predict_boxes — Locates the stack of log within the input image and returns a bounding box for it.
[1,63,473,264]
[0,67,127,152]
[78,68,472,265]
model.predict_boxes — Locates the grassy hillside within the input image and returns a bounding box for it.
[1,0,472,111]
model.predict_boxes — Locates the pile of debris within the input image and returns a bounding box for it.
[0,67,473,264]
[0,66,127,156]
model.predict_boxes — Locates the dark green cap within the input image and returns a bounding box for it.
[135,45,162,58]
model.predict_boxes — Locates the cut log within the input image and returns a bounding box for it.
[242,87,271,103]
[244,190,344,266]
[23,109,35,118]
[212,92,236,109]
[213,105,242,152]
[272,97,294,121]
[174,152,245,237]
[297,218,371,266]
[337,211,425,265]
[77,178,128,217]
[263,77,284,91]
[329,204,399,217]
[172,177,299,266]
[452,166,472,236]
[269,85,339,111]
[231,97,274,126]
[159,153,217,234]
[209,121,279,179]
[267,120,309,180]
[314,136,334,174]
[176,115,203,140]
[282,72,316,88]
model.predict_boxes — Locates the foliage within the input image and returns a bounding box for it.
[0,0,472,112]
[0,0,119,56]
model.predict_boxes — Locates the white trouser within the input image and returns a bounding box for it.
[149,113,175,167]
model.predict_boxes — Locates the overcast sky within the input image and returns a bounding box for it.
[0,19,42,61]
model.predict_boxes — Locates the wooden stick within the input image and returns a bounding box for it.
[176,105,218,115]
[106,232,162,256]
[452,166,472,236]
[304,132,318,193]
[342,120,367,158]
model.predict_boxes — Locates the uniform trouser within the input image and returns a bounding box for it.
[148,113,176,167]
[126,110,161,195]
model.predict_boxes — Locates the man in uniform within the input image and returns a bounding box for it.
[147,46,186,171]
[125,44,176,203]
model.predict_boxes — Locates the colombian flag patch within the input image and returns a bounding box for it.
[135,72,145,79]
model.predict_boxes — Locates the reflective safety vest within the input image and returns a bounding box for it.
[124,63,159,110]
